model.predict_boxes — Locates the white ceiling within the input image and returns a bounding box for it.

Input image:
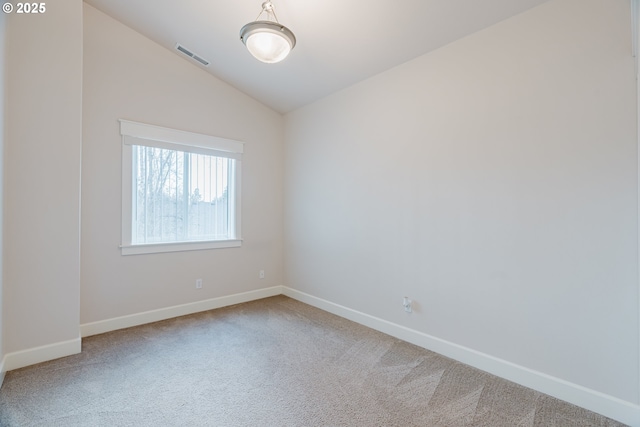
[84,0,550,113]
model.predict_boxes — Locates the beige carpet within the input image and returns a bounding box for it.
[0,296,627,426]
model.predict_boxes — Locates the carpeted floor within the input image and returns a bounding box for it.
[0,296,627,426]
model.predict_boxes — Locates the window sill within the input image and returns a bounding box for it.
[120,239,242,256]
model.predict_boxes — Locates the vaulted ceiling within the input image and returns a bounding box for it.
[84,0,551,113]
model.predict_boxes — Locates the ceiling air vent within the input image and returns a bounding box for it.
[175,43,210,67]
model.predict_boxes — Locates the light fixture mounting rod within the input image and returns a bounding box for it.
[255,1,279,23]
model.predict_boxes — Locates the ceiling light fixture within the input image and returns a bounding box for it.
[240,1,296,64]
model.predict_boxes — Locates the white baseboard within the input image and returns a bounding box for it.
[81,286,284,337]
[0,354,5,389]
[282,287,640,427]
[3,337,82,372]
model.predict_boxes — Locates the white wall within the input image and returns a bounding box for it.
[4,0,82,356]
[285,0,638,407]
[81,5,284,324]
[0,11,6,382]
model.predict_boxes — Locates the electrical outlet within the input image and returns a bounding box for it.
[196,279,203,289]
[259,270,265,279]
[403,297,412,313]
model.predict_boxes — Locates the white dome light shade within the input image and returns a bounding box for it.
[240,21,296,64]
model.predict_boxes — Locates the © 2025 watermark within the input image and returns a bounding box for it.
[3,2,46,14]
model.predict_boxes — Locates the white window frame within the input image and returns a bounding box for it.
[120,120,243,255]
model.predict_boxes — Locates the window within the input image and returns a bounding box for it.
[120,120,243,255]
